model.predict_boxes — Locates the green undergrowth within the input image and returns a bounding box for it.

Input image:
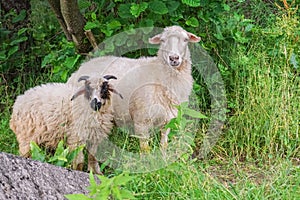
[127,158,300,199]
[1,1,299,199]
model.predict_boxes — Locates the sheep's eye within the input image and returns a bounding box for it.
[184,38,189,42]
[160,39,165,43]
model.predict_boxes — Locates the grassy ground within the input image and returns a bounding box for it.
[0,1,299,199]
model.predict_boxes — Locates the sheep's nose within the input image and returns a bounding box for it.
[169,55,180,66]
[90,98,102,111]
[169,55,179,62]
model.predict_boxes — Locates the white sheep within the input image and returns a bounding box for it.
[10,75,122,174]
[67,25,201,152]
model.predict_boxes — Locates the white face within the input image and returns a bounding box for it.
[149,26,201,69]
[160,32,189,68]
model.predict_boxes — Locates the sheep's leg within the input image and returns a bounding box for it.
[87,153,102,175]
[67,136,85,171]
[73,151,85,171]
[18,142,32,158]
[160,128,170,157]
[160,128,170,149]
[134,123,151,153]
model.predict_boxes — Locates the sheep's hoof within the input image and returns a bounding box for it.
[160,144,168,159]
[140,146,151,154]
[74,163,84,171]
[140,139,151,154]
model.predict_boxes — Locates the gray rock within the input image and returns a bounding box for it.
[0,152,90,200]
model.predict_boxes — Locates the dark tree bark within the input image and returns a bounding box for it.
[47,0,72,41]
[47,0,92,53]
[0,152,91,200]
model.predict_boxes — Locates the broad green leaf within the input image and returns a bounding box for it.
[223,3,230,11]
[101,27,114,37]
[61,70,68,82]
[183,107,207,119]
[112,186,122,200]
[181,0,200,7]
[113,173,134,186]
[149,1,168,14]
[7,46,18,57]
[166,1,180,12]
[139,19,154,31]
[30,142,46,162]
[64,55,81,69]
[84,21,100,30]
[118,4,134,18]
[164,118,179,130]
[12,10,26,23]
[65,194,91,200]
[0,51,6,61]
[107,20,121,30]
[104,41,115,52]
[54,140,65,155]
[18,28,28,36]
[114,35,127,46]
[100,159,111,171]
[87,171,98,195]
[96,174,110,186]
[78,0,92,10]
[66,145,84,163]
[119,189,136,199]
[147,48,157,55]
[91,12,97,20]
[186,17,199,27]
[94,189,110,200]
[214,25,225,40]
[41,54,54,68]
[130,2,148,18]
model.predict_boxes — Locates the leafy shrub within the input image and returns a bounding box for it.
[65,171,135,200]
[30,140,84,168]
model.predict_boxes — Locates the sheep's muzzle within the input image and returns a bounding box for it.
[90,98,102,111]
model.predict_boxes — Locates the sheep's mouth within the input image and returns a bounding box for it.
[169,61,180,67]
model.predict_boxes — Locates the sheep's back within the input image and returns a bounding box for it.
[67,55,193,128]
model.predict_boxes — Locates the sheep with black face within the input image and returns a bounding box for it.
[10,75,122,174]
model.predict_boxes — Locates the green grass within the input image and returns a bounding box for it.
[127,158,300,199]
[1,2,299,200]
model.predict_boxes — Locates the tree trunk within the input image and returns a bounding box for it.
[47,0,72,41]
[47,0,92,53]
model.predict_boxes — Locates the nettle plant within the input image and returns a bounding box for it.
[65,171,135,200]
[30,140,84,168]
[165,102,207,151]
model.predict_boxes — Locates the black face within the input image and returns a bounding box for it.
[90,98,102,111]
[100,81,110,100]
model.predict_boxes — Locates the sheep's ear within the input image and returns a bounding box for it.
[187,32,201,43]
[71,86,85,101]
[110,88,123,99]
[149,34,162,44]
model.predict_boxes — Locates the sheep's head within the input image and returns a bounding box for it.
[149,26,200,69]
[71,75,123,111]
